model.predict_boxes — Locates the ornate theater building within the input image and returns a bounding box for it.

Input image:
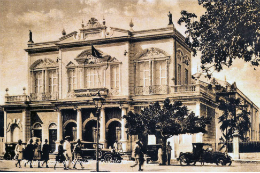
[2,16,259,158]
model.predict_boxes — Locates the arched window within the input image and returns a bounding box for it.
[32,123,42,140]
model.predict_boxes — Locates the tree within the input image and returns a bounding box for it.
[178,0,260,73]
[124,98,211,165]
[216,84,250,150]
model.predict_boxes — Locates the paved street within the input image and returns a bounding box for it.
[0,159,259,172]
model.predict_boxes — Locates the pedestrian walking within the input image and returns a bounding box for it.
[166,142,172,165]
[14,139,23,168]
[158,146,163,165]
[64,136,72,169]
[72,139,84,169]
[54,140,66,170]
[113,141,118,152]
[24,138,34,168]
[41,139,50,168]
[131,140,144,171]
[33,138,42,168]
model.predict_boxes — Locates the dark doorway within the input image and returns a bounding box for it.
[33,129,42,141]
[84,120,99,142]
[107,121,121,149]
[64,122,77,142]
[49,129,57,153]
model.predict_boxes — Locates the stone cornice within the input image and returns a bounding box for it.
[24,28,191,53]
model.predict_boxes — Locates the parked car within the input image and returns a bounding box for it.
[145,144,162,163]
[4,142,17,160]
[177,143,232,166]
[72,141,122,163]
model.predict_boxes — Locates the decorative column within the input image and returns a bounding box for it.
[4,110,7,143]
[56,109,62,151]
[22,109,27,142]
[99,108,106,148]
[77,109,82,140]
[195,102,203,142]
[233,130,240,159]
[120,107,128,152]
[45,69,48,94]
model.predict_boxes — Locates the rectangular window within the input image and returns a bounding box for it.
[185,68,188,85]
[178,64,181,85]
[139,62,149,86]
[68,69,76,92]
[34,71,43,93]
[48,70,58,93]
[155,60,167,85]
[85,67,101,88]
[111,65,119,89]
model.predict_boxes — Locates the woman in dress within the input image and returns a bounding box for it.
[54,140,66,170]
[33,138,42,168]
[15,139,23,168]
[158,146,163,165]
[73,139,84,169]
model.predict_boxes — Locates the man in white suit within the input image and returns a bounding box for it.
[64,136,72,169]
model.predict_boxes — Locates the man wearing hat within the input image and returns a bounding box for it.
[131,140,144,171]
[41,139,50,168]
[64,136,72,169]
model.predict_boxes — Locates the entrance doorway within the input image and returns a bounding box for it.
[84,120,99,142]
[49,123,57,153]
[107,121,121,149]
[64,122,77,141]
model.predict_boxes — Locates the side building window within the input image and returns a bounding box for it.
[111,65,119,89]
[178,64,181,85]
[68,68,76,92]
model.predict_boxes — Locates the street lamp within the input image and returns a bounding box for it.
[92,91,105,172]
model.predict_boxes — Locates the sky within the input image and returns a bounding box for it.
[0,0,260,108]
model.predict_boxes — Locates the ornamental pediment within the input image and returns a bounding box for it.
[135,47,170,60]
[31,58,58,69]
[75,48,114,65]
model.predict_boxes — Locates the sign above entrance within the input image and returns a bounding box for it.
[74,88,108,97]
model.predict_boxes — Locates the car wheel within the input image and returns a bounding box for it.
[179,155,189,166]
[191,161,196,166]
[228,161,232,166]
[104,154,112,163]
[216,158,225,166]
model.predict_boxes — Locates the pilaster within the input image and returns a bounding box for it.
[77,109,82,140]
[120,106,128,152]
[99,108,106,148]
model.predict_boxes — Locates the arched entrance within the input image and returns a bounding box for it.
[84,120,100,143]
[64,122,77,141]
[49,123,57,152]
[32,123,42,141]
[107,121,121,149]
[11,124,19,142]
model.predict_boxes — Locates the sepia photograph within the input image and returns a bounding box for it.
[0,0,260,172]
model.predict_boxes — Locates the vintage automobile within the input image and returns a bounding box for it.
[177,143,232,166]
[145,144,162,163]
[71,141,122,163]
[4,142,17,160]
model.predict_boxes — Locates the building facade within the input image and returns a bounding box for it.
[2,17,259,158]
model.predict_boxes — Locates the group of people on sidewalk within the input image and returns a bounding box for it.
[14,138,50,168]
[14,136,84,170]
[54,136,84,170]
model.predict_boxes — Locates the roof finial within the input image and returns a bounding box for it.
[103,16,106,26]
[129,19,134,31]
[168,11,173,25]
[28,30,34,43]
[81,19,84,28]
[62,28,66,36]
